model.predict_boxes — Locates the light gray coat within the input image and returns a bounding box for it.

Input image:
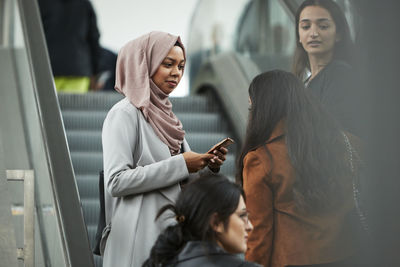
[101,98,208,267]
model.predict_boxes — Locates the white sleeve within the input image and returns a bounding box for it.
[102,107,189,197]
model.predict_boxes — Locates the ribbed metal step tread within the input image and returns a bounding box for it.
[67,130,237,154]
[71,151,103,174]
[58,92,218,112]
[62,110,229,132]
[71,151,235,177]
[94,255,102,267]
[76,174,99,200]
[81,199,100,229]
[86,224,97,249]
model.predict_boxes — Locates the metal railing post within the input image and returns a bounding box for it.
[7,170,35,267]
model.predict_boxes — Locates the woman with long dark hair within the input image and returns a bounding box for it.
[292,0,359,135]
[238,70,361,267]
[143,174,261,267]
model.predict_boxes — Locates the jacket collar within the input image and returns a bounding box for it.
[174,241,227,262]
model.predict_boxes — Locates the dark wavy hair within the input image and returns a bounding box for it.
[292,0,355,78]
[237,70,351,213]
[142,174,244,267]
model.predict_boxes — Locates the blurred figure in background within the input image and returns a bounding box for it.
[210,23,223,56]
[92,47,117,91]
[238,70,364,267]
[292,0,359,136]
[143,174,261,267]
[38,0,101,93]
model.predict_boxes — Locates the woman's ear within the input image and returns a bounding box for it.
[210,213,224,233]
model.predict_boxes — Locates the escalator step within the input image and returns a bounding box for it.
[58,92,219,113]
[58,92,123,111]
[76,174,99,200]
[62,110,229,132]
[66,129,235,153]
[81,199,100,228]
[71,151,103,174]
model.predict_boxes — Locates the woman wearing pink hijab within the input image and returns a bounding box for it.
[101,31,227,267]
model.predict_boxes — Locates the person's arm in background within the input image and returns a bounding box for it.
[243,150,274,267]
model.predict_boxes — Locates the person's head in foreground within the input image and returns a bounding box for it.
[143,174,254,266]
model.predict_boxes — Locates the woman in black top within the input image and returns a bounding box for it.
[143,174,261,267]
[293,0,360,135]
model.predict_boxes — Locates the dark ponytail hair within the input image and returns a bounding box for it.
[142,174,244,267]
[237,70,351,213]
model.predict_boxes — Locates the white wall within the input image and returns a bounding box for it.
[91,0,199,96]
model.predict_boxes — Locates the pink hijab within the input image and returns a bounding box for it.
[115,31,185,155]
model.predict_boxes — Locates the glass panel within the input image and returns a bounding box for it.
[234,0,295,73]
[269,0,296,56]
[187,0,250,87]
[235,1,260,54]
[0,0,67,266]
[188,0,250,55]
[187,0,294,86]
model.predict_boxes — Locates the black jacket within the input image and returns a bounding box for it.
[38,0,101,76]
[166,241,262,267]
[306,60,361,136]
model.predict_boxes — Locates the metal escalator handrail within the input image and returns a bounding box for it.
[16,0,94,266]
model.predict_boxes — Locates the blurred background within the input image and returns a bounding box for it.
[91,0,198,96]
[1,0,399,266]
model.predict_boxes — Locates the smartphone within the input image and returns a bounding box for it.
[207,137,235,153]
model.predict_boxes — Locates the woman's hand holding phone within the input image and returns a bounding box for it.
[183,151,215,173]
[207,138,234,172]
[182,138,234,173]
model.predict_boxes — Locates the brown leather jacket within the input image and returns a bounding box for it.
[243,124,358,267]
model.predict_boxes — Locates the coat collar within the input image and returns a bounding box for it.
[173,241,227,262]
